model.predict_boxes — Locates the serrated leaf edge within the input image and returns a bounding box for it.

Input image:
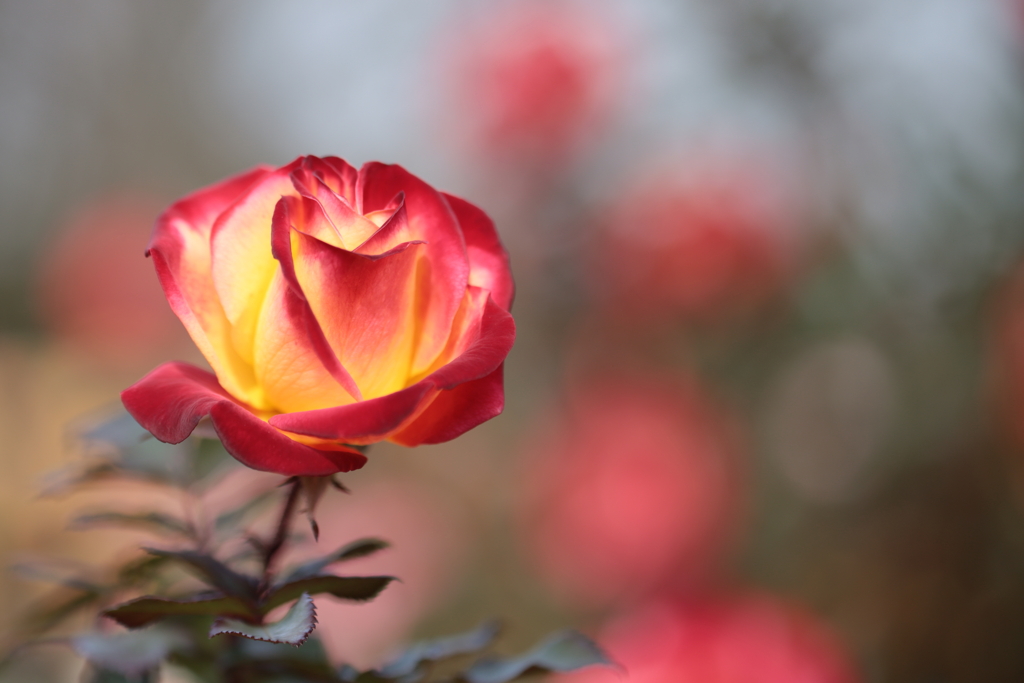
[209,593,318,647]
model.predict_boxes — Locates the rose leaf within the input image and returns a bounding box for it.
[70,512,192,538]
[262,575,394,613]
[143,548,258,601]
[104,595,260,629]
[377,619,501,680]
[463,631,612,683]
[210,593,316,646]
[72,624,189,677]
[278,538,389,583]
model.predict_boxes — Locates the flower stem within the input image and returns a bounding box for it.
[262,477,301,581]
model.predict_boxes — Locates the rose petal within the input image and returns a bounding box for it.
[291,230,423,400]
[270,297,515,443]
[270,196,363,401]
[209,401,366,476]
[121,361,365,476]
[122,361,237,444]
[210,161,302,369]
[305,156,360,207]
[392,363,506,446]
[292,169,378,250]
[358,163,470,377]
[149,167,276,408]
[443,192,515,312]
[252,270,360,413]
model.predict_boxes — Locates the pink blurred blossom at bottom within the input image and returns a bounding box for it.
[563,594,861,683]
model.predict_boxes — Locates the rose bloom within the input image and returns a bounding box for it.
[446,0,622,166]
[593,155,801,324]
[122,156,515,476]
[562,594,861,683]
[519,374,743,608]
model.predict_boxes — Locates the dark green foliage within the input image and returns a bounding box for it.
[376,620,501,680]
[104,595,261,628]
[5,408,610,683]
[209,593,317,646]
[278,538,390,583]
[463,631,612,683]
[263,575,394,612]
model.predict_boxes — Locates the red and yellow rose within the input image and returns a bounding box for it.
[122,156,515,475]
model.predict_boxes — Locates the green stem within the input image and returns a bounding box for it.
[261,478,301,582]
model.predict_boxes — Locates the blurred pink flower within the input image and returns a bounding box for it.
[990,262,1024,448]
[563,593,861,683]
[444,0,624,168]
[35,193,186,365]
[592,154,803,324]
[519,373,743,608]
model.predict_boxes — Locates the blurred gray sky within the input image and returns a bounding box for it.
[1,0,1022,327]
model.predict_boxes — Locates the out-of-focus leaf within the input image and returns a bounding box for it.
[214,489,278,537]
[72,624,189,677]
[210,593,316,646]
[39,463,150,496]
[378,620,501,680]
[79,410,151,452]
[10,560,100,592]
[116,554,171,586]
[144,548,258,601]
[190,437,232,486]
[463,631,611,683]
[239,634,332,664]
[226,659,342,682]
[86,667,156,683]
[71,512,192,538]
[278,538,389,584]
[25,589,103,635]
[263,575,394,613]
[104,594,260,628]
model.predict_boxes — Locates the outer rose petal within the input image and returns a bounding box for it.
[122,362,366,476]
[270,297,515,444]
[149,166,276,408]
[211,162,302,370]
[443,192,515,311]
[392,363,506,446]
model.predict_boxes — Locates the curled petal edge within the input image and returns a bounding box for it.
[269,297,516,444]
[121,362,366,476]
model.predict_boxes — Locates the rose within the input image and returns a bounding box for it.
[519,373,741,607]
[561,594,861,683]
[445,0,622,166]
[122,156,515,476]
[592,154,800,324]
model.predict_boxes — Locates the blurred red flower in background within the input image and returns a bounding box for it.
[519,373,743,608]
[35,193,186,366]
[445,0,624,168]
[592,154,804,324]
[561,593,861,683]
[990,261,1024,449]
